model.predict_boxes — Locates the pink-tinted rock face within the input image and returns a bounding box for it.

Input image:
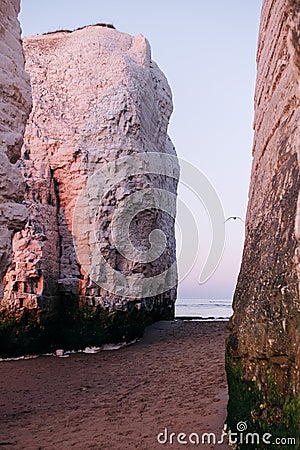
[0,0,31,299]
[227,0,300,439]
[1,25,178,352]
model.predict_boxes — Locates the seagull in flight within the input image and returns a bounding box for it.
[225,216,245,223]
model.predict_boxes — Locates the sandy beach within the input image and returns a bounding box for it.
[0,321,229,450]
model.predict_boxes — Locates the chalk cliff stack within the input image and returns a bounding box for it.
[0,25,178,354]
[227,0,300,440]
[0,1,31,300]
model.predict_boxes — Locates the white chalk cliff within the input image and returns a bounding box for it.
[0,0,32,299]
[1,24,178,351]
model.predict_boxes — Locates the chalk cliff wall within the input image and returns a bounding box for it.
[0,25,178,354]
[0,1,31,299]
[227,0,300,440]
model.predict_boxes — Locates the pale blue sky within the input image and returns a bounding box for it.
[20,0,263,299]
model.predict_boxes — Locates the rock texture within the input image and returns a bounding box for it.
[0,25,178,355]
[227,0,300,441]
[0,1,31,299]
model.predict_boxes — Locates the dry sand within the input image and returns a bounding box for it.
[0,321,229,450]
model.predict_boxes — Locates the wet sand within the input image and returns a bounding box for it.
[0,321,229,449]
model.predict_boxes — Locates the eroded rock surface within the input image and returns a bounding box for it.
[0,25,178,354]
[0,0,31,299]
[227,0,300,440]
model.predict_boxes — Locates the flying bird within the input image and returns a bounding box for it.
[225,216,245,223]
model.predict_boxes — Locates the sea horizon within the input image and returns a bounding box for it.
[175,298,233,321]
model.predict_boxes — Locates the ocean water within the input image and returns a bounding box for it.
[175,298,233,320]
